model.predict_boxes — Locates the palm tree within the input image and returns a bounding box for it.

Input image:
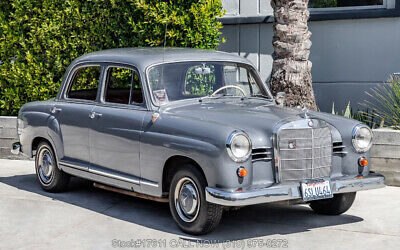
[269,0,317,110]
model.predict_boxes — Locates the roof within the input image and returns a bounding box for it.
[72,47,254,70]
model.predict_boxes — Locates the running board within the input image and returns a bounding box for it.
[93,182,168,203]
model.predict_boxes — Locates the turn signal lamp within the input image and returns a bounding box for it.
[237,167,248,177]
[359,157,368,167]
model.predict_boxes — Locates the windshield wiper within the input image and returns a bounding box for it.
[199,93,238,102]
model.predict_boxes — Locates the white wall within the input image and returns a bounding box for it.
[219,16,400,112]
[222,0,273,16]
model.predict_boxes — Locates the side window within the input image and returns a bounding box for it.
[67,66,101,101]
[104,67,143,105]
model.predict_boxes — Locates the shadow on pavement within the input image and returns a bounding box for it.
[0,173,363,241]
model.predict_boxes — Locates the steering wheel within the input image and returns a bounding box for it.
[211,85,246,97]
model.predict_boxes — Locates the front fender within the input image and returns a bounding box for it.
[139,112,251,196]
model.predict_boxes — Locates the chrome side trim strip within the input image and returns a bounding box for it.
[140,179,159,188]
[89,168,140,185]
[60,161,159,187]
[59,161,89,171]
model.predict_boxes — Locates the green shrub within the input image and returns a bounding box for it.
[0,0,224,115]
[331,101,380,129]
[364,76,400,129]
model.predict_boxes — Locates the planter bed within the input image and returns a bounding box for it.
[370,128,400,187]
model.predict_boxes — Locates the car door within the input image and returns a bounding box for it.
[54,64,102,169]
[89,64,146,182]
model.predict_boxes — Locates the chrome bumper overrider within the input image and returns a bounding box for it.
[205,172,385,206]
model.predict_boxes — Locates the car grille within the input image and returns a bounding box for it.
[277,126,332,182]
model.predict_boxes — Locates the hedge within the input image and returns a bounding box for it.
[0,0,224,115]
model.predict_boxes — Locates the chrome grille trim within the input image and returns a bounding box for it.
[251,147,273,162]
[280,155,331,161]
[279,145,331,151]
[274,119,333,183]
[333,141,348,155]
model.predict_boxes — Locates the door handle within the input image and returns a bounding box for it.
[51,107,62,114]
[89,111,102,119]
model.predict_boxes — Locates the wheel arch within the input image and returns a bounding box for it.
[162,155,207,194]
[31,136,60,168]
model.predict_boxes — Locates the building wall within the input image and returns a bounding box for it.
[219,1,400,113]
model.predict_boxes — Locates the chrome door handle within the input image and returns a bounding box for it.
[89,112,102,119]
[51,107,62,114]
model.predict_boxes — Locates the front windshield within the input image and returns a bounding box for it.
[147,61,271,105]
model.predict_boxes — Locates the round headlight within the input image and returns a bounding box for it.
[226,131,251,162]
[352,124,373,153]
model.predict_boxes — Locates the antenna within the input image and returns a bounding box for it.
[163,20,168,62]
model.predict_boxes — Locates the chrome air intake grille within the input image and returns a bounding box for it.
[277,126,332,182]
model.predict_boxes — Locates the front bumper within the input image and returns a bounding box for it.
[205,172,385,206]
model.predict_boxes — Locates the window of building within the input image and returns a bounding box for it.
[309,0,394,10]
[67,66,101,101]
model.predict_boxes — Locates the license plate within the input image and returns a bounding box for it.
[301,179,333,201]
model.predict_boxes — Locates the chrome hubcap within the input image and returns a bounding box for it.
[38,149,54,184]
[175,177,200,222]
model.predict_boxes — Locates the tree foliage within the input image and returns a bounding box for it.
[0,0,224,115]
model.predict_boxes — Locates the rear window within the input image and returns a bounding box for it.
[67,66,101,101]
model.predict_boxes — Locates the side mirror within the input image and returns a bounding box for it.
[276,92,286,106]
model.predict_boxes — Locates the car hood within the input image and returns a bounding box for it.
[160,99,361,146]
[162,100,302,130]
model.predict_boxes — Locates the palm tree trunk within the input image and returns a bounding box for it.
[270,0,317,110]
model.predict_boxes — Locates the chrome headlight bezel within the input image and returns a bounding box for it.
[226,131,252,163]
[352,124,373,153]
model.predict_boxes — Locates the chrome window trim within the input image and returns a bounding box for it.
[58,60,153,111]
[145,60,273,108]
[62,63,103,103]
[100,64,146,108]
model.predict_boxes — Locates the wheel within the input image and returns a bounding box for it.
[309,192,356,215]
[169,165,223,235]
[35,141,69,192]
